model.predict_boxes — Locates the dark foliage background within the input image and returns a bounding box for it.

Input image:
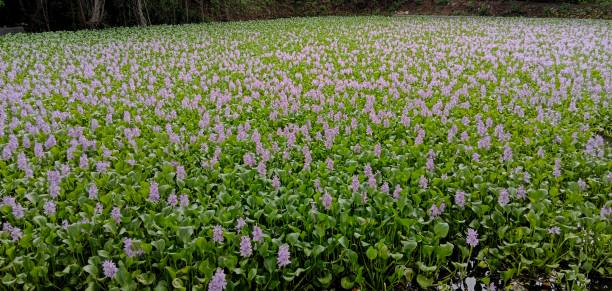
[0,0,403,32]
[0,0,609,32]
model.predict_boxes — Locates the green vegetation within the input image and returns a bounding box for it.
[0,16,610,290]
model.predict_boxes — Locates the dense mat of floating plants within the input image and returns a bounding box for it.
[0,16,610,290]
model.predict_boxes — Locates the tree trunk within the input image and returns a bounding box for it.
[135,0,148,26]
[223,0,229,21]
[40,0,50,31]
[200,0,204,21]
[185,0,189,22]
[86,0,105,26]
[76,0,87,25]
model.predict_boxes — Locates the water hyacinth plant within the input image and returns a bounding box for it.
[0,16,611,290]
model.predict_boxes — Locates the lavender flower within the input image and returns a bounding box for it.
[3,223,23,242]
[271,175,281,190]
[17,152,28,172]
[553,159,561,178]
[373,143,382,158]
[577,179,587,191]
[322,192,332,210]
[498,188,510,206]
[2,197,16,208]
[2,222,12,232]
[302,145,312,169]
[380,182,389,194]
[426,157,435,172]
[208,268,227,291]
[239,236,252,257]
[537,147,545,158]
[111,207,121,224]
[124,238,143,257]
[96,161,110,173]
[213,225,224,243]
[325,157,334,171]
[10,227,23,242]
[88,184,98,199]
[236,218,246,232]
[419,175,428,189]
[455,191,466,208]
[12,203,25,219]
[149,181,159,202]
[79,154,89,169]
[257,161,267,177]
[313,179,322,192]
[45,134,56,149]
[466,228,479,247]
[102,260,118,278]
[48,170,60,198]
[351,175,359,193]
[585,135,604,158]
[516,185,526,200]
[392,184,402,200]
[277,244,291,267]
[167,193,178,206]
[252,225,263,242]
[367,175,376,190]
[548,227,561,235]
[44,200,56,216]
[429,204,441,218]
[34,143,43,158]
[124,238,136,257]
[179,194,189,207]
[523,171,531,183]
[502,144,513,162]
[472,152,480,163]
[243,153,255,167]
[176,164,186,180]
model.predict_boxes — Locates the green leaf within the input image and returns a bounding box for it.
[390,253,404,260]
[152,239,166,252]
[33,215,47,226]
[286,232,300,245]
[317,273,332,286]
[433,221,449,238]
[220,255,238,269]
[402,240,418,253]
[177,226,194,244]
[248,268,257,281]
[417,261,437,272]
[366,246,378,260]
[264,257,276,273]
[417,274,433,288]
[312,245,326,257]
[338,236,348,248]
[83,264,97,276]
[502,269,515,282]
[172,278,185,290]
[136,272,156,285]
[341,276,354,289]
[2,273,15,286]
[154,280,168,291]
[435,242,454,261]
